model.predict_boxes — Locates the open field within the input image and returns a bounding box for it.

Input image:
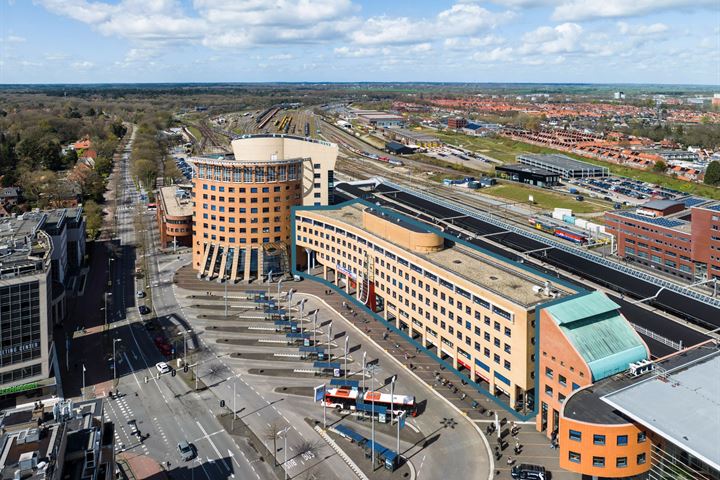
[423,128,720,200]
[482,183,610,214]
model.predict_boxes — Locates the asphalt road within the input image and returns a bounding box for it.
[99,128,274,480]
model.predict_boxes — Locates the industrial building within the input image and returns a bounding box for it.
[0,214,54,399]
[191,134,337,282]
[157,185,193,249]
[353,110,405,128]
[517,153,609,178]
[385,141,416,155]
[605,198,720,282]
[495,164,560,187]
[0,398,116,480]
[294,199,581,410]
[557,340,720,480]
[383,128,441,148]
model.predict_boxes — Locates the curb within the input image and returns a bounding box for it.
[316,425,369,480]
[297,291,495,480]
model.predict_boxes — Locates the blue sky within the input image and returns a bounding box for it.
[0,0,718,84]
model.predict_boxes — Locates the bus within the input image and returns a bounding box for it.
[323,387,417,417]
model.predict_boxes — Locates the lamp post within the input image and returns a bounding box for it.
[344,336,349,380]
[224,280,228,317]
[104,292,112,327]
[277,279,283,302]
[362,351,366,391]
[183,329,192,366]
[312,310,318,346]
[113,338,122,381]
[278,427,290,480]
[82,364,86,400]
[370,364,375,469]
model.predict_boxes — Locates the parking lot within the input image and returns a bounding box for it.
[563,175,695,206]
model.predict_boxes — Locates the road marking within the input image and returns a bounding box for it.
[195,421,226,471]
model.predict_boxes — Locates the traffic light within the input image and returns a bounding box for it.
[184,364,189,373]
[220,400,225,408]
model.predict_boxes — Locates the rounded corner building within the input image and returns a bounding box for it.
[190,134,337,283]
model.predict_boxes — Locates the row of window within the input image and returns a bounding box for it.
[201,234,284,243]
[196,163,301,182]
[569,429,646,445]
[568,451,646,468]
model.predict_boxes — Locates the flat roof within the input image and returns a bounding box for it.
[496,163,558,176]
[159,186,192,217]
[602,344,720,471]
[640,199,684,211]
[612,210,691,233]
[309,203,576,307]
[517,153,606,172]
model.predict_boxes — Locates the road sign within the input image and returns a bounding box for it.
[313,384,325,402]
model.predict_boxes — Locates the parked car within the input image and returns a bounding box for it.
[136,290,146,298]
[138,305,151,315]
[177,440,196,461]
[155,362,171,374]
[511,464,547,480]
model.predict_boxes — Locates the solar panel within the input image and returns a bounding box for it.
[619,212,686,229]
[705,203,720,212]
[681,197,708,208]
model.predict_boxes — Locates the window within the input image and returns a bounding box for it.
[637,432,646,443]
[558,374,567,386]
[545,385,553,397]
[637,453,646,465]
[616,457,627,468]
[545,367,553,378]
[569,430,582,441]
[617,435,628,446]
[593,434,606,445]
[568,452,581,464]
[592,457,605,468]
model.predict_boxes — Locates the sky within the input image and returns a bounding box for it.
[0,0,718,84]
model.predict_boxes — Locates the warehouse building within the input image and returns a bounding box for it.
[294,199,581,411]
[385,141,416,155]
[191,134,337,282]
[495,164,560,187]
[353,110,405,128]
[517,153,609,178]
[384,128,441,148]
[605,199,720,282]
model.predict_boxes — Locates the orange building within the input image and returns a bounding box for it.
[191,134,337,282]
[157,185,193,249]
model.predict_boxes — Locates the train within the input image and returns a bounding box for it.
[528,218,588,245]
[332,137,404,166]
[304,122,310,137]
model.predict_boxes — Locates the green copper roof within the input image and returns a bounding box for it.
[545,292,649,381]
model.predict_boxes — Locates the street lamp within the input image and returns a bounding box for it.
[277,279,283,301]
[113,338,122,381]
[104,292,112,327]
[277,427,290,480]
[183,330,193,366]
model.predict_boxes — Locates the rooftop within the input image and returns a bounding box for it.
[640,199,685,211]
[0,214,53,277]
[496,163,558,176]
[544,291,649,382]
[602,342,720,472]
[517,153,606,172]
[310,203,577,307]
[159,186,193,217]
[613,210,691,233]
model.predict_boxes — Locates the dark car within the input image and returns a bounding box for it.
[177,440,196,461]
[511,464,547,479]
[138,305,151,315]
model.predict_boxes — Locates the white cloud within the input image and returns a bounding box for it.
[71,60,95,69]
[617,22,669,36]
[267,53,294,60]
[2,35,26,43]
[350,4,512,46]
[552,0,717,21]
[334,46,386,58]
[520,22,583,55]
[472,46,513,62]
[444,35,505,50]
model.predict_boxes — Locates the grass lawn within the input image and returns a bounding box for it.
[483,183,609,213]
[421,128,720,200]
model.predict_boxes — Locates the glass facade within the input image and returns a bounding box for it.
[0,281,42,371]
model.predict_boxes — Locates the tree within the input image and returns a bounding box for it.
[84,200,103,238]
[264,420,284,467]
[705,161,720,186]
[95,156,113,177]
[652,160,668,173]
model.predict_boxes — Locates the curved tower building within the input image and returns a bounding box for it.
[191,134,337,282]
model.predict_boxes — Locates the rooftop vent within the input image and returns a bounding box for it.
[629,359,654,377]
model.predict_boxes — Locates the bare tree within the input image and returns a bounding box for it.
[264,420,283,467]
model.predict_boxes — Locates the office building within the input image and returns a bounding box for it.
[0,215,54,398]
[447,117,467,129]
[0,398,116,480]
[157,185,193,249]
[517,153,609,178]
[294,200,580,409]
[191,134,337,282]
[557,340,720,480]
[605,199,720,282]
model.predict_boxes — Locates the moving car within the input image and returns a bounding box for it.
[155,361,171,374]
[177,440,196,461]
[138,305,151,315]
